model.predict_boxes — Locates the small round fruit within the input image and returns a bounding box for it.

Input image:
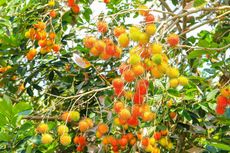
[178,76,189,86]
[70,111,80,121]
[72,4,80,13]
[139,32,149,45]
[97,123,109,134]
[79,120,89,132]
[119,108,131,120]
[166,67,180,78]
[132,64,145,76]
[145,24,156,35]
[61,112,71,122]
[141,137,149,147]
[41,134,53,144]
[60,134,71,146]
[138,5,149,16]
[112,78,124,89]
[57,125,69,135]
[129,53,141,65]
[151,43,162,54]
[167,33,179,47]
[119,137,128,146]
[36,123,49,134]
[118,33,129,48]
[129,26,141,41]
[153,132,161,141]
[97,21,108,33]
[104,0,110,3]
[169,78,179,88]
[26,49,37,61]
[85,118,94,128]
[113,101,125,113]
[114,26,126,37]
[49,10,57,18]
[83,36,96,48]
[145,14,155,23]
[123,70,135,82]
[151,54,162,65]
[52,44,60,53]
[170,112,177,119]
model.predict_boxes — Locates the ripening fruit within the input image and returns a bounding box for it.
[139,32,149,45]
[220,87,230,97]
[166,67,180,78]
[41,134,53,144]
[104,0,110,3]
[133,92,144,104]
[129,53,141,65]
[97,21,108,33]
[130,137,137,145]
[114,26,126,37]
[142,111,156,121]
[138,5,149,16]
[72,4,80,13]
[49,32,56,39]
[52,44,60,53]
[26,49,37,61]
[68,0,75,7]
[123,70,135,82]
[112,78,124,89]
[129,26,141,41]
[38,40,46,47]
[49,10,57,18]
[113,101,125,113]
[152,54,162,65]
[167,99,173,107]
[36,123,49,134]
[141,137,149,147]
[167,33,179,47]
[83,36,96,48]
[114,117,121,125]
[151,67,163,78]
[157,62,168,73]
[85,118,94,128]
[70,111,80,121]
[114,46,122,58]
[118,33,129,48]
[105,44,116,56]
[216,106,225,115]
[119,137,128,146]
[119,63,129,74]
[160,129,168,136]
[79,120,89,132]
[149,137,156,145]
[119,108,131,120]
[159,137,168,147]
[95,40,106,52]
[97,123,109,134]
[60,134,71,146]
[170,112,177,119]
[145,24,156,35]
[152,43,162,54]
[178,76,189,86]
[145,144,154,152]
[153,132,161,140]
[132,64,145,76]
[57,125,69,135]
[145,14,155,23]
[90,47,100,56]
[169,78,179,88]
[127,116,139,127]
[217,95,228,108]
[61,112,71,122]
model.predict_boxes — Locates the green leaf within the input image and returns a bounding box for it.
[206,89,219,101]
[193,0,206,7]
[207,142,230,151]
[187,50,216,59]
[167,89,180,97]
[13,102,32,115]
[0,113,8,127]
[0,132,11,141]
[180,110,192,121]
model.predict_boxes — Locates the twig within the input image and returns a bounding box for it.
[22,115,60,120]
[176,44,230,51]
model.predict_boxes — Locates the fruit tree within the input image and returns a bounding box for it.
[0,0,230,152]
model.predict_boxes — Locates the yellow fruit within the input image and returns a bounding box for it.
[151,67,162,78]
[157,62,168,73]
[145,144,153,152]
[96,131,103,138]
[60,134,71,146]
[152,147,160,153]
[149,137,156,145]
[114,117,120,125]
[129,26,141,41]
[118,33,129,48]
[139,32,149,44]
[41,134,53,144]
[132,64,145,76]
[129,53,141,65]
[36,123,49,134]
[167,142,173,150]
[85,118,94,128]
[119,108,131,120]
[79,120,89,132]
[159,137,168,147]
[25,31,30,38]
[70,111,80,121]
[167,99,173,107]
[48,0,55,6]
[220,87,230,97]
[57,125,69,135]
[145,24,156,35]
[138,5,149,16]
[169,78,179,88]
[178,76,189,86]
[166,67,179,78]
[152,43,162,54]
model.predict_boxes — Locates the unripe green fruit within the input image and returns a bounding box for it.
[70,111,80,121]
[130,54,141,65]
[151,54,162,65]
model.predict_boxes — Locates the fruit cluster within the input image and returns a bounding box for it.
[25,22,61,60]
[0,65,12,73]
[216,86,230,115]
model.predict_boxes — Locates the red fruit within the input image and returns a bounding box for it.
[84,36,96,48]
[38,40,46,47]
[112,145,119,152]
[216,106,225,115]
[113,26,126,37]
[72,4,80,13]
[136,80,149,95]
[132,105,141,117]
[68,0,75,7]
[119,63,129,74]
[119,108,131,120]
[112,78,124,89]
[133,92,144,104]
[141,137,149,147]
[61,112,71,122]
[127,116,139,127]
[76,145,84,152]
[109,137,118,146]
[113,101,124,113]
[104,0,110,3]
[52,44,60,53]
[97,21,108,33]
[114,88,124,96]
[123,70,135,82]
[97,123,109,134]
[154,132,161,140]
[145,14,155,23]
[105,44,116,56]
[49,10,57,18]
[119,137,128,146]
[217,95,228,108]
[169,112,177,119]
[167,33,179,47]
